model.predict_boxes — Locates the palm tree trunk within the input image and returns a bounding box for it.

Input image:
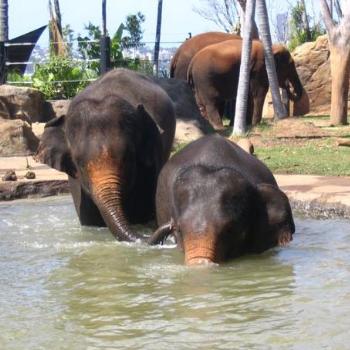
[237,0,259,39]
[320,0,350,125]
[232,0,256,135]
[0,0,8,84]
[256,0,287,120]
[154,0,163,76]
[0,0,8,41]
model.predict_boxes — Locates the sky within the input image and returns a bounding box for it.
[9,0,222,46]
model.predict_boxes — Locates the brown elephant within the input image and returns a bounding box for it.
[36,68,176,243]
[170,31,241,80]
[188,39,303,129]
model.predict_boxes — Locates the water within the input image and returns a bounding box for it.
[1,196,350,349]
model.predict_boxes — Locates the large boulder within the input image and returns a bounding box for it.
[151,77,214,143]
[46,99,70,119]
[0,118,39,156]
[292,35,350,113]
[0,85,50,123]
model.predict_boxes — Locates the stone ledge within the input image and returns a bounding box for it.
[0,180,69,201]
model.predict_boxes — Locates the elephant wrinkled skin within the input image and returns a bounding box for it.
[36,68,176,243]
[154,134,295,265]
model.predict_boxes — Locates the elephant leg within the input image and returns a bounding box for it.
[68,176,105,227]
[228,97,236,126]
[246,93,254,127]
[251,86,268,126]
[206,101,224,130]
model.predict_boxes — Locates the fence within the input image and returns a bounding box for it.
[0,36,182,97]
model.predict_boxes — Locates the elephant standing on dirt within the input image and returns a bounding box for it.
[36,68,176,243]
[153,134,295,265]
[170,31,241,80]
[188,39,303,129]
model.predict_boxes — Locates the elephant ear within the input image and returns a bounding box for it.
[250,183,295,252]
[35,115,77,178]
[136,104,163,169]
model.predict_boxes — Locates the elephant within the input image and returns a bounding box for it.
[36,68,176,243]
[170,31,241,80]
[187,39,303,129]
[153,134,295,265]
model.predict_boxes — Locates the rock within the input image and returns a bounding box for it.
[31,122,46,139]
[151,77,214,143]
[46,99,70,119]
[237,139,254,154]
[0,119,39,156]
[24,171,36,179]
[2,170,17,181]
[292,35,349,113]
[0,180,69,200]
[0,85,49,123]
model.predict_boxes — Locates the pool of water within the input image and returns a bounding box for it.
[1,196,350,349]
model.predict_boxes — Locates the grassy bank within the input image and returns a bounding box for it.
[252,116,350,176]
[173,115,350,177]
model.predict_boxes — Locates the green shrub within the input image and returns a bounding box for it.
[32,56,97,99]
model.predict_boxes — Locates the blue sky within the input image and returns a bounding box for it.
[9,0,222,46]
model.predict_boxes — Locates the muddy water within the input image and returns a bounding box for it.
[1,196,350,349]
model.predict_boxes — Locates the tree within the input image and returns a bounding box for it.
[288,1,325,51]
[320,0,350,125]
[256,0,287,120]
[153,0,163,76]
[233,0,256,134]
[49,0,66,56]
[193,0,240,33]
[0,0,8,41]
[121,12,145,48]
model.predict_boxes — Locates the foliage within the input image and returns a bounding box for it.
[31,56,97,99]
[76,13,152,75]
[121,12,145,48]
[288,1,325,51]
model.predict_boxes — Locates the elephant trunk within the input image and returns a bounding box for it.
[183,233,217,266]
[87,160,140,242]
[285,64,303,102]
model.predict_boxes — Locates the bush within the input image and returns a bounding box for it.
[32,56,97,99]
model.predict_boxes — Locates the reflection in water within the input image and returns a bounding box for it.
[0,197,350,349]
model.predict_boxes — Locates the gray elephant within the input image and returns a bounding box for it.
[36,68,176,242]
[153,134,295,265]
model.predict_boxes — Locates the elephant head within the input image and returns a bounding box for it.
[154,165,295,265]
[273,45,303,102]
[36,97,163,243]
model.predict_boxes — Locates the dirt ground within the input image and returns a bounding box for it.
[248,116,350,148]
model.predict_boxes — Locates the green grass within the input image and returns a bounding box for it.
[256,139,350,176]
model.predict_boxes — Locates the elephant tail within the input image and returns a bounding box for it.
[187,61,194,89]
[170,50,179,78]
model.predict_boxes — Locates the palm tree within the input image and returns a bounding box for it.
[0,0,8,41]
[154,0,163,76]
[232,0,256,135]
[0,0,8,83]
[256,0,287,120]
[320,0,350,125]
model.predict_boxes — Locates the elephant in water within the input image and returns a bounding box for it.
[36,68,176,243]
[153,134,295,265]
[188,39,303,129]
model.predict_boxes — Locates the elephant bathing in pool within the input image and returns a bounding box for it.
[36,68,176,243]
[188,39,303,129]
[153,134,295,265]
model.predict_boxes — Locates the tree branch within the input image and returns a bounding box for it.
[319,0,335,34]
